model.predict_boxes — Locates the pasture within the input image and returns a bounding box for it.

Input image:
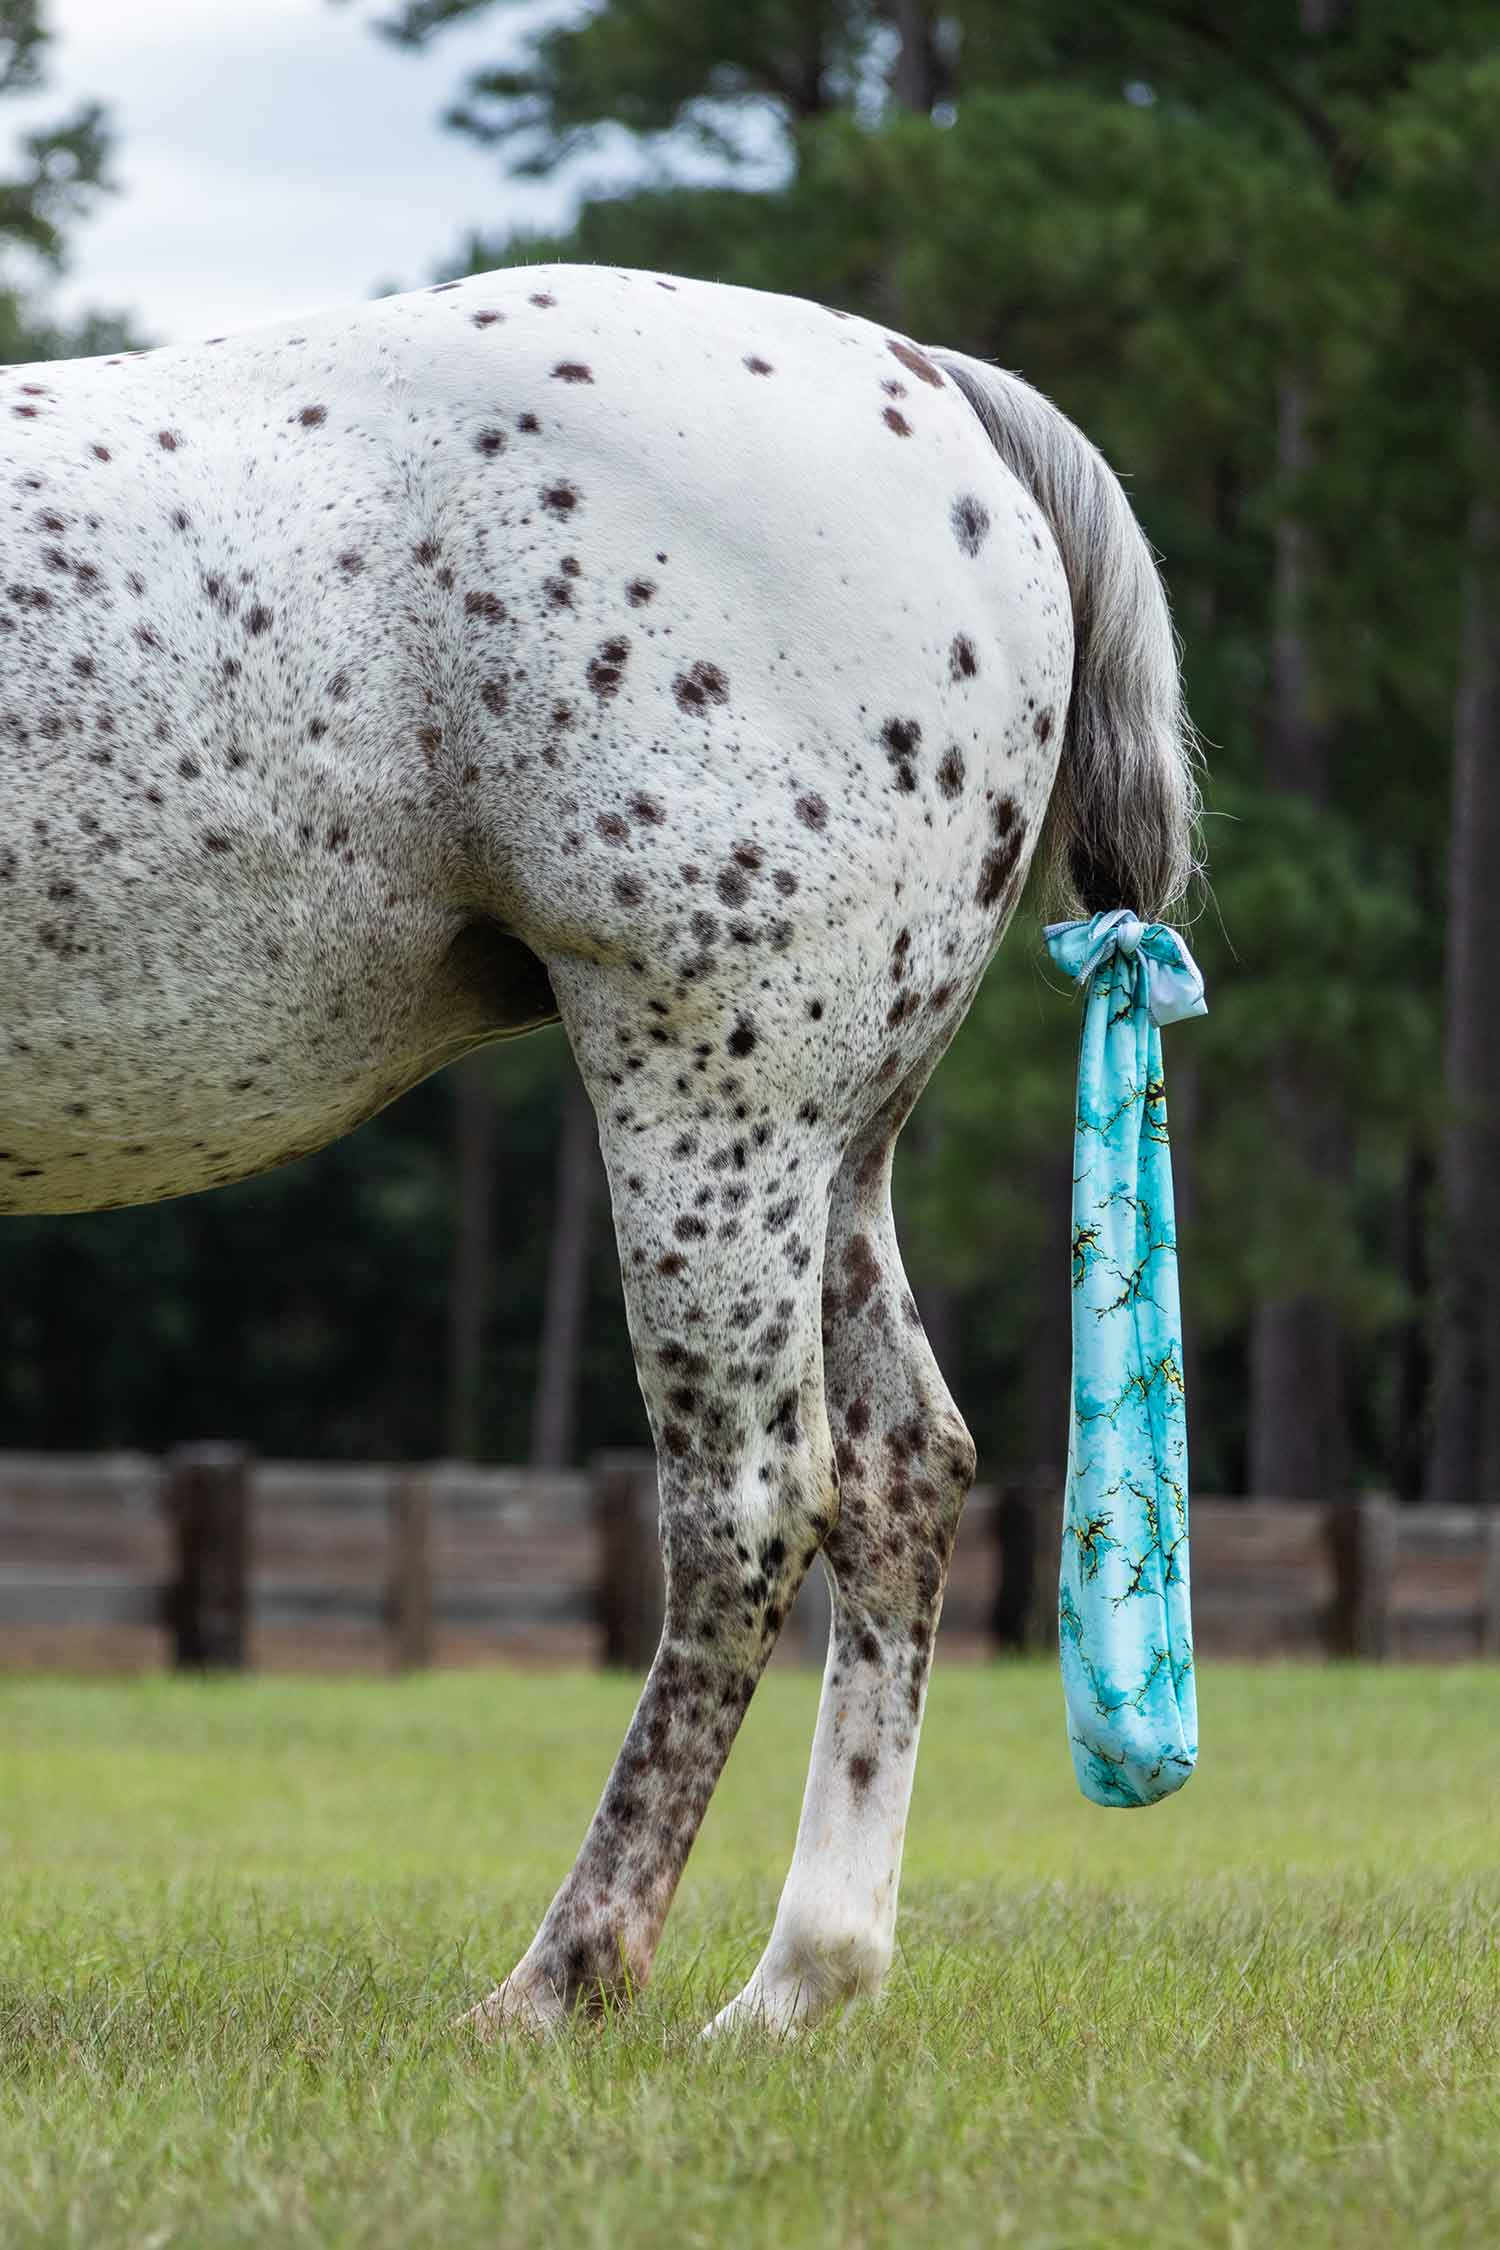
[2,1660,1496,2250]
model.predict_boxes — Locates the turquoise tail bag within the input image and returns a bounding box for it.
[1043,910,1207,1809]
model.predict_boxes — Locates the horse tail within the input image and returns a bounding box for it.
[931,349,1201,921]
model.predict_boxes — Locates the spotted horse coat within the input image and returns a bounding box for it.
[0,263,1196,2035]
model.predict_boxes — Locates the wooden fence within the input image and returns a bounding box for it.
[0,1446,1495,1672]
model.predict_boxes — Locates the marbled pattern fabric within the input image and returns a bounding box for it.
[1044,911,1206,1808]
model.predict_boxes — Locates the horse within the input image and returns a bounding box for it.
[0,263,1197,2034]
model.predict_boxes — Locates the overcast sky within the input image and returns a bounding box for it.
[3,0,618,343]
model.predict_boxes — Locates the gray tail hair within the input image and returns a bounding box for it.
[931,348,1201,922]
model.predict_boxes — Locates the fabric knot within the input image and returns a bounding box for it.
[1044,908,1208,1029]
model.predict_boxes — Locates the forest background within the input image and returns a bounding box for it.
[1,0,1495,1509]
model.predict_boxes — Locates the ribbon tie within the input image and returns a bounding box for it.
[1045,908,1207,1029]
[1042,910,1206,1808]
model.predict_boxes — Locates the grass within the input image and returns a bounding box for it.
[0,1660,1496,2249]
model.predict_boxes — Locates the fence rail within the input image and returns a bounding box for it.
[0,1448,1495,1672]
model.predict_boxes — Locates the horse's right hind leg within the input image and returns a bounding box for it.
[467,955,842,2034]
[709,1082,976,2033]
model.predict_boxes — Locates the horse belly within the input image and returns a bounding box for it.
[0,358,484,1213]
[0,836,478,1213]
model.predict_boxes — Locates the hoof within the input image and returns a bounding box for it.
[701,1975,814,2040]
[704,1925,892,2037]
[455,1975,560,2042]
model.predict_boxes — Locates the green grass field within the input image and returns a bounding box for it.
[1,1661,1496,2249]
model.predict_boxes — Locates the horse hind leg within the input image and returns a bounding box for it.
[708,1069,976,2033]
[468,955,842,2032]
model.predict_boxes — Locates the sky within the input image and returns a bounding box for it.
[2,0,614,343]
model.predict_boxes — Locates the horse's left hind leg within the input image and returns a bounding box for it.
[469,959,841,2033]
[708,1075,976,2034]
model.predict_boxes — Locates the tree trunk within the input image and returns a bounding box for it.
[1245,6,1360,1496]
[887,1,943,115]
[1022,1145,1074,1474]
[36,1235,91,1448]
[1168,1050,1205,1449]
[529,1064,602,1469]
[1392,1141,1433,1505]
[1427,372,1500,1508]
[904,1100,959,1384]
[1246,377,1350,1499]
[913,1276,958,1388]
[1246,1154,1347,1499]
[1267,381,1329,799]
[444,1054,497,1460]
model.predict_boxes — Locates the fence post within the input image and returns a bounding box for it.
[992,1469,1063,1652]
[1480,1510,1500,1659]
[594,1450,662,1671]
[389,1469,435,1671]
[167,1442,250,1671]
[1328,1494,1396,1658]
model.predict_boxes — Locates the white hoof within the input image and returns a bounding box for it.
[702,1974,814,2040]
[702,1924,892,2038]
